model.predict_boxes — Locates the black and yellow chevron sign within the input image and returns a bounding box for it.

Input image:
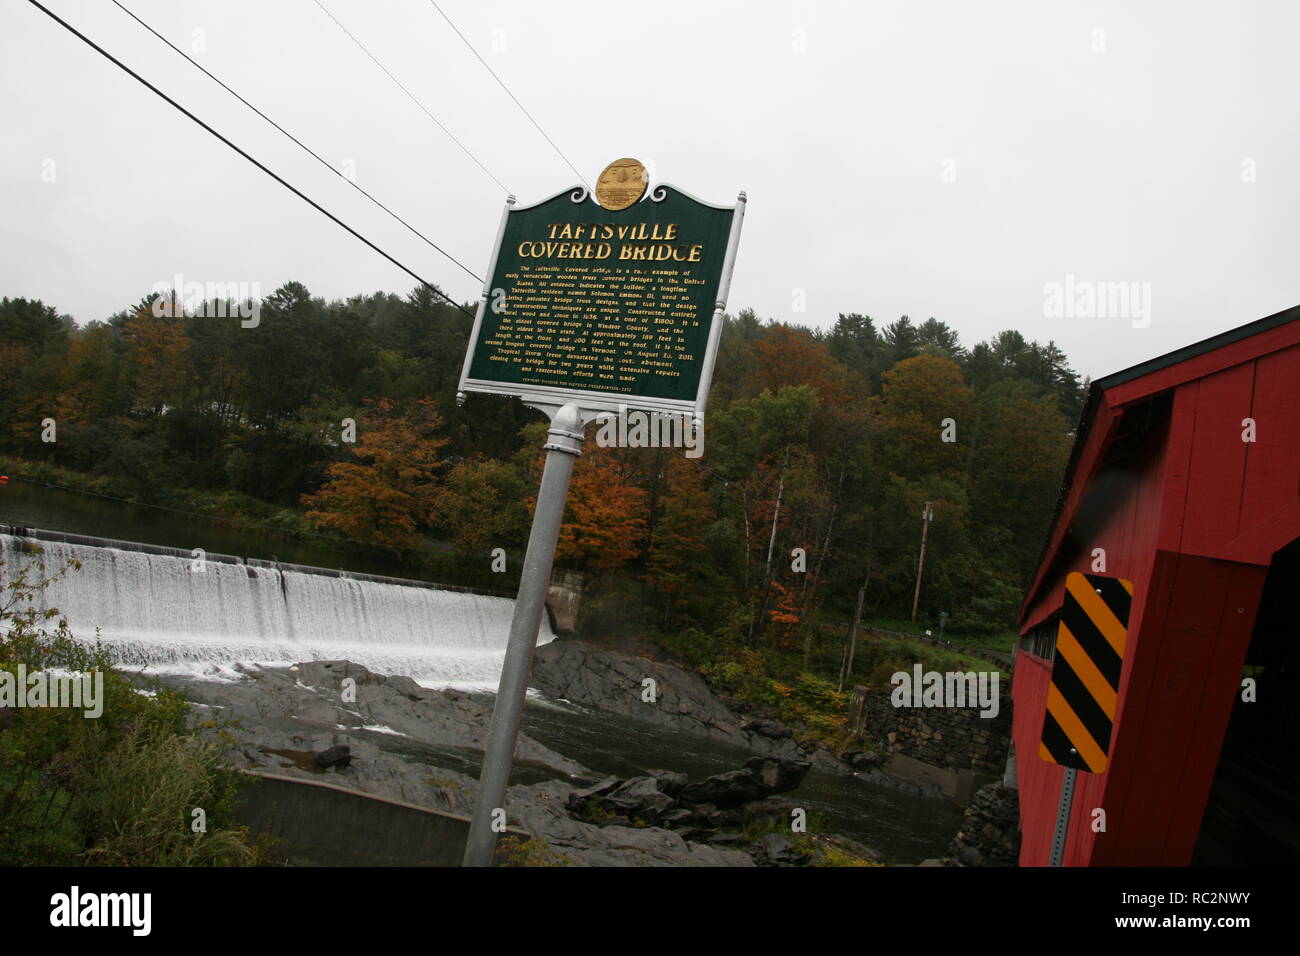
[1039,571,1134,773]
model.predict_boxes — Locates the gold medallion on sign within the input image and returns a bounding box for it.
[594,157,648,210]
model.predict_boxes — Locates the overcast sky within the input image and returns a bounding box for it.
[3,0,1298,380]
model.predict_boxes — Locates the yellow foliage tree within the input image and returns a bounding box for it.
[121,307,190,418]
[875,354,975,481]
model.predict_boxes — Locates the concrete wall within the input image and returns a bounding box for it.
[545,569,585,635]
[234,771,528,866]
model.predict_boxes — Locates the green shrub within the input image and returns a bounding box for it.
[649,626,719,670]
[495,835,572,867]
[0,549,258,866]
[76,727,255,866]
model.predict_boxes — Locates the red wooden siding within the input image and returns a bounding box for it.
[1238,344,1300,551]
[1014,315,1300,866]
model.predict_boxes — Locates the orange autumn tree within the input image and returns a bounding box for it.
[765,578,804,652]
[302,397,449,552]
[552,440,648,572]
[746,323,851,405]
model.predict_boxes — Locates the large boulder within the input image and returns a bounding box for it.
[746,755,811,793]
[602,776,675,819]
[842,750,883,770]
[705,809,743,828]
[648,769,689,797]
[679,769,765,806]
[760,832,797,864]
[507,782,755,867]
[744,718,793,740]
[567,777,620,808]
[315,745,352,768]
[678,757,811,807]
[659,809,695,827]
[739,797,799,822]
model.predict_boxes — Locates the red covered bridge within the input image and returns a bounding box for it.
[1012,305,1300,866]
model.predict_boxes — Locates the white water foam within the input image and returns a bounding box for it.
[0,533,552,690]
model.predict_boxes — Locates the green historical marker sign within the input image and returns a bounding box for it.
[458,163,746,421]
[459,160,746,868]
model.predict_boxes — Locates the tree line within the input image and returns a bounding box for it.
[1,286,1086,647]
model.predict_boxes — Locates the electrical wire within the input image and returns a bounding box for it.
[313,0,511,194]
[109,0,482,284]
[426,0,588,189]
[24,0,476,318]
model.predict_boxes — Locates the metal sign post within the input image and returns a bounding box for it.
[1049,766,1078,867]
[1037,571,1133,866]
[456,160,746,866]
[462,402,592,867]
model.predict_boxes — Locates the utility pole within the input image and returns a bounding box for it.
[910,501,933,623]
[838,527,874,691]
[838,576,868,692]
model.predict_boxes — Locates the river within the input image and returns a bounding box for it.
[0,476,442,581]
[0,479,964,860]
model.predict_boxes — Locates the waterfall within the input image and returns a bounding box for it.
[0,530,552,689]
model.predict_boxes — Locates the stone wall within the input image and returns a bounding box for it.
[849,683,1012,778]
[948,782,1021,866]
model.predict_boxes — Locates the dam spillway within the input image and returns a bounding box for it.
[0,527,552,689]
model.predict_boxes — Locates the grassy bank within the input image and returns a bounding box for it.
[840,614,1019,656]
[654,627,1003,754]
[580,580,1013,759]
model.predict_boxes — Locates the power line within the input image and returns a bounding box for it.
[426,0,589,189]
[109,0,482,285]
[24,0,475,319]
[313,0,511,194]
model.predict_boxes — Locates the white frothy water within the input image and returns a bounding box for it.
[0,532,551,689]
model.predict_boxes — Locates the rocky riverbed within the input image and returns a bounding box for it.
[145,639,965,865]
[150,658,767,864]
